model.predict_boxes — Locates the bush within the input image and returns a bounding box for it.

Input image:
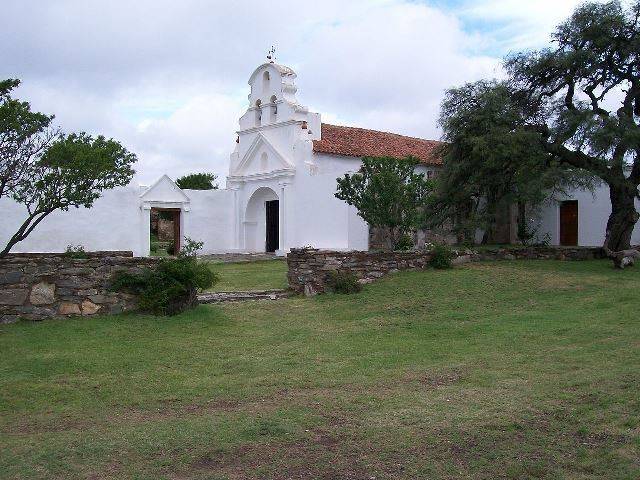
[326,270,362,294]
[111,238,217,315]
[65,244,89,259]
[394,233,414,251]
[166,241,176,256]
[175,172,218,190]
[429,244,455,269]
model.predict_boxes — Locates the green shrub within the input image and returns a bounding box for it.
[429,244,455,269]
[394,233,414,251]
[175,172,218,190]
[166,241,176,256]
[326,270,362,294]
[111,238,217,315]
[65,244,89,259]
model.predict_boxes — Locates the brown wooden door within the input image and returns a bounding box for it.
[560,200,578,246]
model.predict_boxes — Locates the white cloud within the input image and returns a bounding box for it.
[456,0,607,53]
[3,0,586,184]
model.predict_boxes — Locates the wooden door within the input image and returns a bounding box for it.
[560,200,578,246]
[265,200,279,252]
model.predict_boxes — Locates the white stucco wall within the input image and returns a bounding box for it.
[0,185,146,255]
[183,189,235,254]
[534,182,640,246]
[291,152,368,250]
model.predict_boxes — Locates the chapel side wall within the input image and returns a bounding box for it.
[534,182,640,247]
[184,189,235,254]
[291,153,367,250]
[0,185,144,256]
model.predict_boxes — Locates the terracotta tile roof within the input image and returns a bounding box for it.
[312,123,444,166]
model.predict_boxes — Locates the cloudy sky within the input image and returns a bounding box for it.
[1,0,594,185]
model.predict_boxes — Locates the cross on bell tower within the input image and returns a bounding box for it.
[266,46,276,63]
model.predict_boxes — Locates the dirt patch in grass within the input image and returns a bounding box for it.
[181,429,391,480]
[411,368,464,388]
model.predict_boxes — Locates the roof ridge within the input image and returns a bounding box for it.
[321,122,442,144]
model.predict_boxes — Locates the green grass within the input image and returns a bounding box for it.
[205,259,287,291]
[1,260,639,479]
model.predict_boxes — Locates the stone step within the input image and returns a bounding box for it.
[197,289,293,304]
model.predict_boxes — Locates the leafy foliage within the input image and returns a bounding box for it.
[428,244,455,270]
[111,238,217,316]
[335,156,433,249]
[394,233,414,251]
[326,270,362,294]
[432,80,583,244]
[0,79,58,199]
[64,244,89,259]
[175,172,218,190]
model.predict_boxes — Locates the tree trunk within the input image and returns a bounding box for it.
[517,201,527,244]
[604,182,639,252]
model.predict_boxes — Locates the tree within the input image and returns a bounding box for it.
[432,80,584,244]
[0,79,58,199]
[505,0,640,261]
[0,80,137,256]
[335,156,433,249]
[1,131,136,257]
[175,172,218,190]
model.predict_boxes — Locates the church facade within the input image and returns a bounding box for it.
[1,60,639,255]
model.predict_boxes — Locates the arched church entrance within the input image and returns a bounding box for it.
[244,187,279,252]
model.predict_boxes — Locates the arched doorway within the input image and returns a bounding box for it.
[244,187,279,252]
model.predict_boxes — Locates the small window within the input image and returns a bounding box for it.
[262,71,270,92]
[270,95,277,122]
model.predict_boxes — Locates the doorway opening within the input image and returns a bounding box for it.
[244,187,279,252]
[265,200,279,252]
[559,200,578,246]
[150,208,181,256]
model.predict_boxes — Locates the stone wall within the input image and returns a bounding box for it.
[467,245,605,262]
[0,252,158,324]
[287,249,436,295]
[287,246,605,295]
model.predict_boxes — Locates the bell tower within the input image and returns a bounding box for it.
[238,55,306,130]
[228,54,322,182]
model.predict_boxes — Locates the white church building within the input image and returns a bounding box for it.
[1,59,639,256]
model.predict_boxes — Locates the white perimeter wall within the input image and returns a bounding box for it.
[0,184,236,257]
[183,189,235,254]
[0,185,147,255]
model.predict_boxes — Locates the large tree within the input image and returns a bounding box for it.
[0,79,58,199]
[0,80,137,257]
[432,80,580,244]
[506,0,640,257]
[335,156,433,249]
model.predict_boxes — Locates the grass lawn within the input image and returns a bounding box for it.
[1,260,639,479]
[205,259,287,291]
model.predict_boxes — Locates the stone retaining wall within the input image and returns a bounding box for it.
[0,252,158,323]
[287,246,605,295]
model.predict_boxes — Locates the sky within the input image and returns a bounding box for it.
[1,0,597,185]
